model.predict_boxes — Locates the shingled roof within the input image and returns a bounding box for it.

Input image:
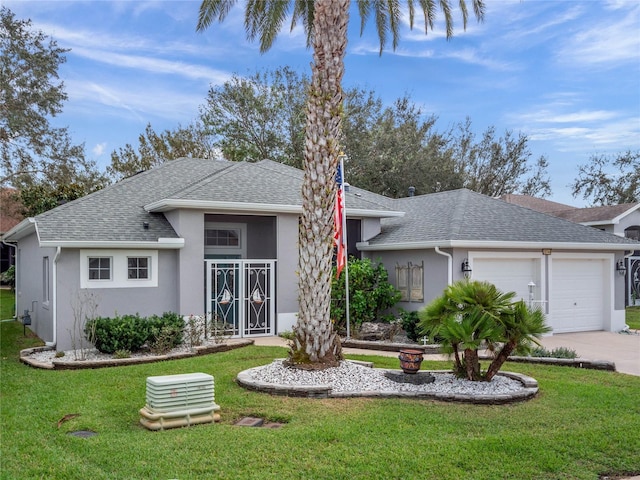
[4,158,639,251]
[3,158,400,246]
[362,189,640,250]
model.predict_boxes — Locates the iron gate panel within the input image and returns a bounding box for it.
[206,260,275,337]
[629,256,640,306]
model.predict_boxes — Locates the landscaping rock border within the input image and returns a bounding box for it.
[236,365,539,404]
[19,340,254,370]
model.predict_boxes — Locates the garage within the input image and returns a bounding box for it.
[471,254,542,304]
[550,257,608,333]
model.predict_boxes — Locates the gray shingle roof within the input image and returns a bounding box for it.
[30,158,397,244]
[23,158,640,249]
[34,158,232,243]
[367,189,640,247]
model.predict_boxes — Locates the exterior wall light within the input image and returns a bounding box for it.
[616,259,627,276]
[461,258,472,278]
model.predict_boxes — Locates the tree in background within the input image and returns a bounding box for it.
[0,7,103,194]
[107,122,216,181]
[453,119,551,198]
[198,0,485,367]
[201,67,308,167]
[571,150,639,205]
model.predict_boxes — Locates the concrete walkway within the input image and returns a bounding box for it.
[253,331,640,377]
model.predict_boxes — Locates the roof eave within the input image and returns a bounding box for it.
[144,199,404,218]
[1,218,36,242]
[357,239,639,252]
[37,238,185,249]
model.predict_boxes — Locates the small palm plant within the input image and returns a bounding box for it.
[419,280,550,381]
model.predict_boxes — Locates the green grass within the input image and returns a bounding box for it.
[626,306,640,330]
[0,288,16,320]
[1,321,639,480]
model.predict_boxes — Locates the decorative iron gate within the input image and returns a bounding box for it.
[205,260,275,337]
[628,256,640,306]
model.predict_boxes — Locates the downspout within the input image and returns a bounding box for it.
[1,239,17,319]
[45,246,61,348]
[435,247,452,286]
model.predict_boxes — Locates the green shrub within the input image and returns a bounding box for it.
[1,265,15,290]
[331,258,401,333]
[398,309,421,342]
[85,312,183,354]
[529,346,578,359]
[147,312,184,354]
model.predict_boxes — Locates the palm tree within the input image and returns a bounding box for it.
[419,280,515,380]
[484,300,551,381]
[197,0,485,367]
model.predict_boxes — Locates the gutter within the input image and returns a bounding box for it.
[434,247,452,286]
[357,239,640,252]
[45,246,61,348]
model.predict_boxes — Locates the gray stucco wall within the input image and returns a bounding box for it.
[54,249,179,351]
[15,233,55,345]
[276,213,299,330]
[165,209,205,317]
[364,249,450,313]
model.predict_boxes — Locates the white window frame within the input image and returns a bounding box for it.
[204,222,247,258]
[127,256,151,280]
[81,250,158,289]
[88,256,112,281]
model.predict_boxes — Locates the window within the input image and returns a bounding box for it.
[81,250,158,289]
[205,228,240,247]
[396,261,424,302]
[42,257,50,303]
[128,257,149,279]
[88,257,111,280]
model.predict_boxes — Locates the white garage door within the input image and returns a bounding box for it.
[472,257,540,303]
[550,258,605,333]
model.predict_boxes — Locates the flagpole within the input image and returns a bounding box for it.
[338,153,351,340]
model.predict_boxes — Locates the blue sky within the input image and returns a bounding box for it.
[7,0,640,206]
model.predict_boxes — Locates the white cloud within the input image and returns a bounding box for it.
[556,4,640,67]
[92,142,107,157]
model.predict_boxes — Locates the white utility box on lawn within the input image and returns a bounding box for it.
[139,372,220,431]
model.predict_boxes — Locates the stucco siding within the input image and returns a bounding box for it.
[365,249,450,313]
[15,233,55,345]
[276,213,299,332]
[54,249,179,351]
[165,209,205,316]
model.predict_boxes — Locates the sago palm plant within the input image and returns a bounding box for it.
[419,280,548,381]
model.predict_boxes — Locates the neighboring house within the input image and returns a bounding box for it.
[3,158,639,351]
[501,194,640,306]
[0,188,23,278]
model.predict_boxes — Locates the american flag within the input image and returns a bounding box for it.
[334,158,347,278]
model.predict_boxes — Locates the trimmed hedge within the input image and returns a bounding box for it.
[85,312,184,354]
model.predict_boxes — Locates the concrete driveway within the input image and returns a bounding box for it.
[539,331,640,377]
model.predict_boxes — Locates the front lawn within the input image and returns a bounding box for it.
[1,321,639,480]
[626,306,640,330]
[0,288,15,320]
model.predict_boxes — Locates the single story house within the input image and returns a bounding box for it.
[3,157,639,351]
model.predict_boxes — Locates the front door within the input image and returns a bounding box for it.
[205,260,275,337]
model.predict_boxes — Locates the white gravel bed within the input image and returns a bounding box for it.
[25,343,203,364]
[250,359,524,394]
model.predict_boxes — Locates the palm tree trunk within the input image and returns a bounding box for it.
[292,0,349,366]
[464,348,482,381]
[484,340,517,381]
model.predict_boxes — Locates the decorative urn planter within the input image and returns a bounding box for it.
[398,349,424,374]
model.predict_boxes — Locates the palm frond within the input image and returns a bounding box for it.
[197,0,237,32]
[291,0,314,48]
